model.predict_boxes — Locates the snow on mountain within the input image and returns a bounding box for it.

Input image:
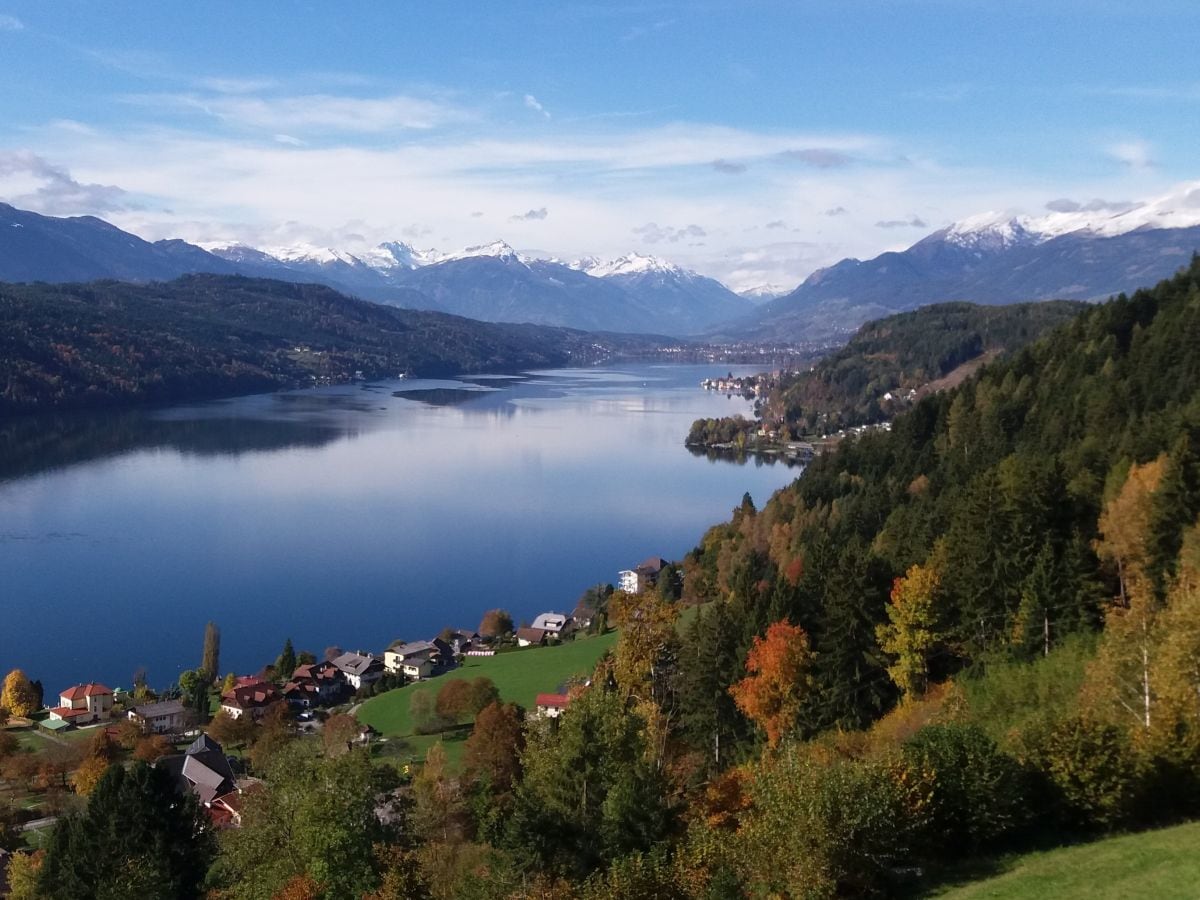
[441,240,526,265]
[737,284,791,303]
[575,252,685,278]
[938,181,1200,248]
[359,241,442,272]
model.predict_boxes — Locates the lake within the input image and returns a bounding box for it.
[0,363,798,691]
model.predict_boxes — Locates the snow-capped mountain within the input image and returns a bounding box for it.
[42,218,738,334]
[719,182,1200,342]
[574,252,684,278]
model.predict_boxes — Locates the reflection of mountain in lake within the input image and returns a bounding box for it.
[393,388,496,407]
[0,410,346,485]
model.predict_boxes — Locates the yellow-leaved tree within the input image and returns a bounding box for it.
[1087,458,1168,731]
[876,562,942,701]
[1,669,39,718]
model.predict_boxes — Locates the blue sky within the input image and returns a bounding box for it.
[0,1,1196,290]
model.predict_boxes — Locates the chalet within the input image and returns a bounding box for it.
[283,661,343,708]
[516,627,548,648]
[157,734,243,827]
[445,629,481,653]
[220,681,280,720]
[618,556,669,594]
[531,612,571,635]
[534,692,571,718]
[46,683,113,726]
[384,641,440,681]
[128,698,186,734]
[331,651,385,690]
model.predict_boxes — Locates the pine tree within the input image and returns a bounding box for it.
[276,638,297,680]
[39,763,215,899]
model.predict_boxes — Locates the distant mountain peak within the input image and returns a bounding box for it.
[443,239,525,264]
[576,252,685,278]
[934,180,1200,249]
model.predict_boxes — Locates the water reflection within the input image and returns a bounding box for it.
[0,364,799,687]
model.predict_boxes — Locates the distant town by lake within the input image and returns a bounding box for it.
[0,363,798,690]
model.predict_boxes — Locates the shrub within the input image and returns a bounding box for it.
[1018,714,1139,831]
[902,723,1029,857]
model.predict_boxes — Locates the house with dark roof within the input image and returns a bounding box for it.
[384,641,440,680]
[157,734,243,827]
[46,683,113,725]
[128,698,186,734]
[330,651,385,690]
[618,555,670,593]
[220,681,280,720]
[516,627,548,647]
[283,661,344,708]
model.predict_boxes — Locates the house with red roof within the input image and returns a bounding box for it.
[534,692,571,719]
[220,681,280,720]
[46,683,113,726]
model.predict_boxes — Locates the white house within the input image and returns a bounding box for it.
[534,692,570,719]
[128,699,186,734]
[47,683,113,725]
[383,641,439,681]
[617,569,639,593]
[331,651,385,690]
[531,612,571,635]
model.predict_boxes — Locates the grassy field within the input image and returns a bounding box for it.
[357,631,618,765]
[926,821,1200,900]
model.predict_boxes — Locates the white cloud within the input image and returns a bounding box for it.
[0,14,23,31]
[11,87,1187,290]
[509,207,548,222]
[1107,139,1155,170]
[712,158,747,174]
[125,92,466,133]
[524,94,551,119]
[0,151,130,214]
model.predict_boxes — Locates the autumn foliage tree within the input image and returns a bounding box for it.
[1,669,40,718]
[729,621,815,748]
[478,609,514,639]
[876,562,943,700]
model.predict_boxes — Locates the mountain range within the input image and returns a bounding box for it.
[0,203,750,336]
[4,181,1200,344]
[720,182,1200,341]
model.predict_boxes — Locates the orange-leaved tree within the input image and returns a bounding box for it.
[729,620,815,748]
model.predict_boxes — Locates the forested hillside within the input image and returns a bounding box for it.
[687,299,1084,455]
[0,275,673,416]
[761,299,1087,436]
[682,258,1200,735]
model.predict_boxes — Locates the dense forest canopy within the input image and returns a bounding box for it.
[680,259,1200,733]
[762,299,1088,437]
[0,275,673,416]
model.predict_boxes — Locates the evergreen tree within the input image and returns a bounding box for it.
[507,684,670,878]
[677,602,747,769]
[39,763,215,900]
[276,638,297,680]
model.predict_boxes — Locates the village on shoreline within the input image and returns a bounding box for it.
[0,554,675,843]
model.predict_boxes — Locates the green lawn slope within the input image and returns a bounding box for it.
[926,821,1200,900]
[356,631,617,764]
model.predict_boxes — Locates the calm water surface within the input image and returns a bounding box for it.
[0,363,797,689]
